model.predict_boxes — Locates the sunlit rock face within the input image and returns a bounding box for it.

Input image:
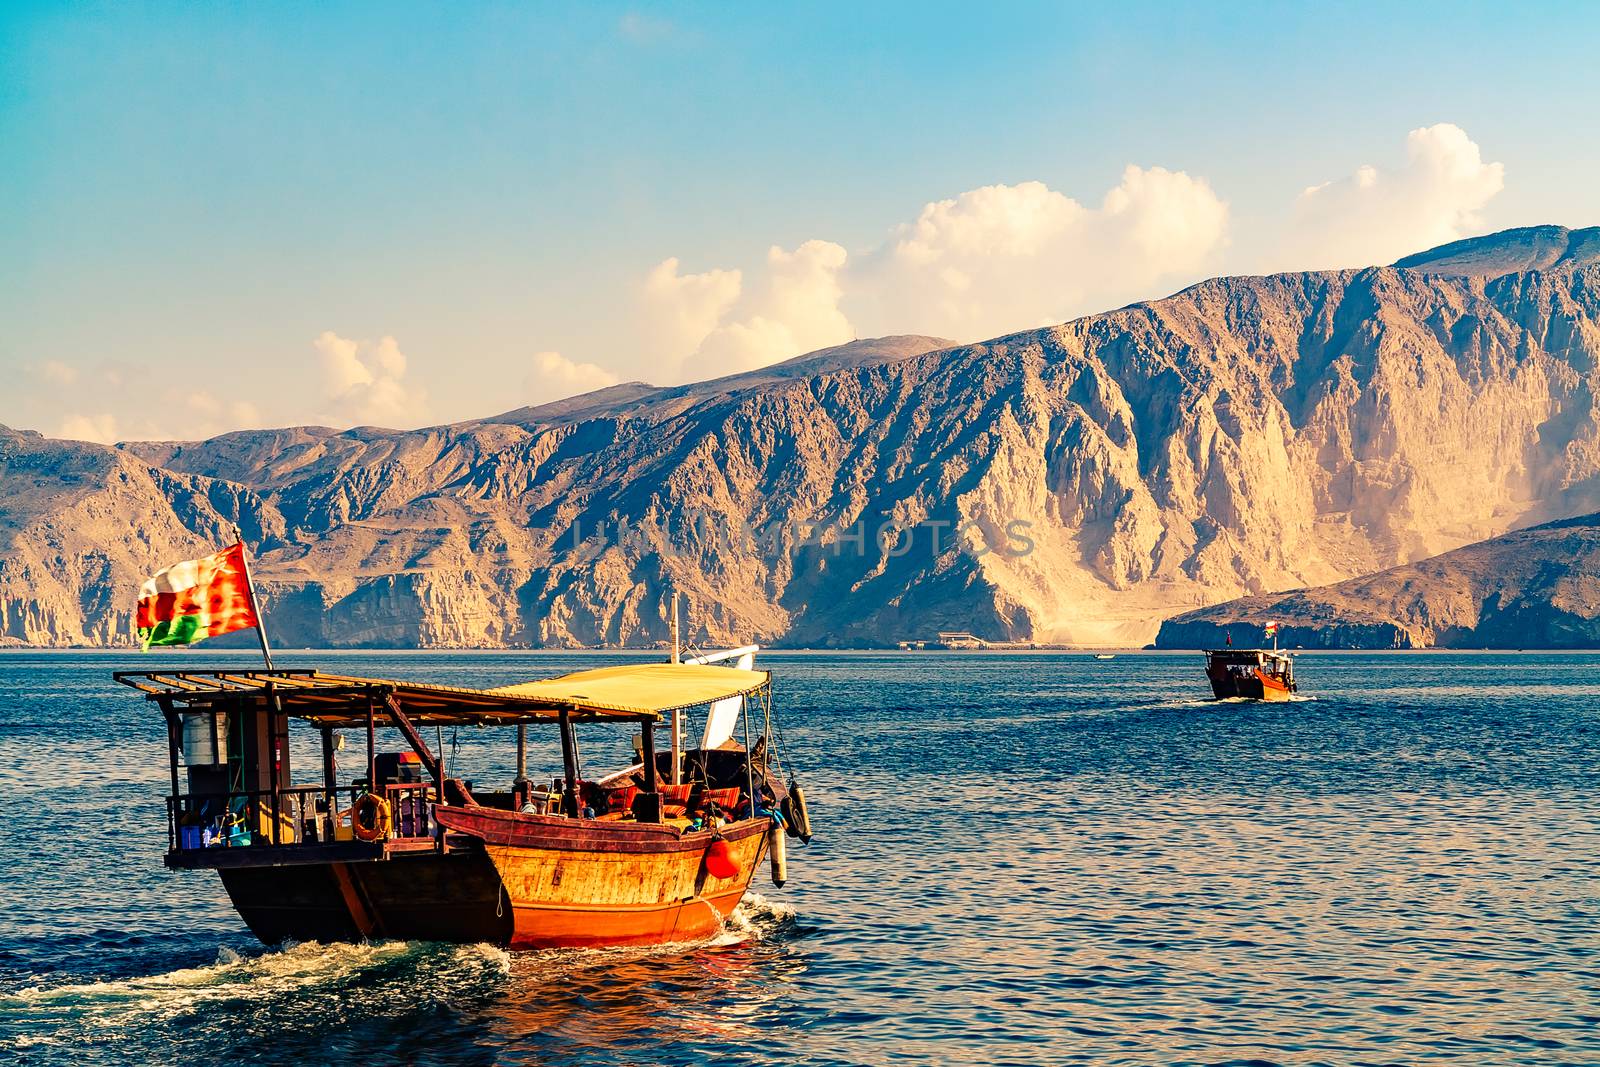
[6,228,1600,649]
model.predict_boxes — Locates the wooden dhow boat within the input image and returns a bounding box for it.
[113,650,811,950]
[1203,647,1298,701]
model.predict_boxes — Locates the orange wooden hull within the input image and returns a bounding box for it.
[434,805,771,950]
[1253,669,1293,701]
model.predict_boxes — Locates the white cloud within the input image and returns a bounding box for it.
[50,393,263,445]
[850,168,1228,343]
[35,360,80,388]
[525,350,621,406]
[639,241,853,381]
[694,241,853,375]
[618,12,675,42]
[1284,123,1506,269]
[641,257,742,370]
[57,413,119,444]
[181,392,263,438]
[638,168,1228,372]
[312,331,429,427]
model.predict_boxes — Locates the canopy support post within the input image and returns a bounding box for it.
[160,699,182,853]
[669,590,681,785]
[741,691,756,820]
[637,717,661,824]
[514,724,528,785]
[320,726,337,841]
[266,683,281,846]
[670,711,682,786]
[364,694,376,792]
[558,710,580,818]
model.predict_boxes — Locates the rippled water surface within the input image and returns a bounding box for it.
[2,650,1598,1065]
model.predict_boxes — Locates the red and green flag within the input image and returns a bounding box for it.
[137,542,260,649]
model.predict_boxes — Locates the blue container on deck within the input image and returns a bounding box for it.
[179,825,202,849]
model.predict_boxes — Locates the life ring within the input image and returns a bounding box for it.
[352,793,391,842]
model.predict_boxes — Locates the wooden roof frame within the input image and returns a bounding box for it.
[112,669,661,727]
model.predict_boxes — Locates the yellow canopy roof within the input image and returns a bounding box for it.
[488,662,769,715]
[114,663,769,727]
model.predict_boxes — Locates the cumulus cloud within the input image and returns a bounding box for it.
[181,392,263,437]
[313,331,428,427]
[850,167,1228,342]
[1283,123,1506,269]
[51,393,263,445]
[641,258,742,370]
[35,360,80,388]
[57,413,119,444]
[693,241,853,375]
[525,350,621,406]
[638,167,1228,374]
[639,240,854,381]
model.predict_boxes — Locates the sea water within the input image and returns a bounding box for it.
[0,650,1596,1065]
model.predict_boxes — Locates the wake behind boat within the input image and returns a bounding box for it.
[113,650,812,950]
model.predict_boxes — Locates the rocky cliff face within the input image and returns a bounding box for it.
[1154,512,1600,649]
[8,228,1600,649]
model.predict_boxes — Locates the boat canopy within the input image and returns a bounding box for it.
[114,663,768,727]
[487,662,769,715]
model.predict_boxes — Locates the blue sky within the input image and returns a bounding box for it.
[3,2,1597,441]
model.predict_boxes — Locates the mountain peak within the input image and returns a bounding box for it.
[1395,224,1600,278]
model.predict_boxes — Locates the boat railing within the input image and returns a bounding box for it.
[166,783,439,854]
[384,781,433,840]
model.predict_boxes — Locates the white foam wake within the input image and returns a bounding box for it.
[0,939,511,1050]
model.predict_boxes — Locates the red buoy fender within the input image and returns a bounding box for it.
[704,836,738,880]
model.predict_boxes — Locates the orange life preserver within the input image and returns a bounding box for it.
[352,793,391,842]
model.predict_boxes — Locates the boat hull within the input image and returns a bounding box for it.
[212,810,770,950]
[435,805,770,950]
[1206,666,1294,701]
[217,848,513,946]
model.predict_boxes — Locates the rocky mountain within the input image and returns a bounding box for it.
[7,227,1600,649]
[1394,224,1600,277]
[1154,512,1600,649]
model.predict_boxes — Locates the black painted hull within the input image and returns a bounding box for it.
[217,847,513,945]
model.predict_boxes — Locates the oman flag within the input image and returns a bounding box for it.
[136,542,260,649]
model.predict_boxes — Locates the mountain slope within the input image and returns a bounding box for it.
[8,228,1600,648]
[1153,513,1600,649]
[1394,224,1600,277]
[478,334,953,430]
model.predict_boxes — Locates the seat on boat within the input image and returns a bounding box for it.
[606,785,639,816]
[698,786,741,814]
[648,782,689,817]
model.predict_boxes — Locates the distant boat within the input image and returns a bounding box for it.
[1203,648,1298,700]
[1093,653,1116,660]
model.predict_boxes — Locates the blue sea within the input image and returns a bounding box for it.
[1,650,1597,1065]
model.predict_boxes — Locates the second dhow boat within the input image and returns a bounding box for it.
[114,646,812,950]
[1203,647,1298,701]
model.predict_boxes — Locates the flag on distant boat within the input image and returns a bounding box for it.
[136,542,260,650]
[1263,621,1279,638]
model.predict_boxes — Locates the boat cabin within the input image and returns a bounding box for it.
[113,663,781,871]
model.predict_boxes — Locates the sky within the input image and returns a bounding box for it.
[3,2,1598,442]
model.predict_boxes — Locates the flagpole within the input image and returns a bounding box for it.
[234,527,275,671]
